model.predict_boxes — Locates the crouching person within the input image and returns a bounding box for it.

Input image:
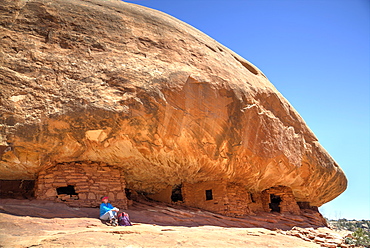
[100,196,119,226]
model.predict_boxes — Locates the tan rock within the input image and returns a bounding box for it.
[87,193,96,200]
[85,129,110,143]
[52,183,68,188]
[0,0,346,213]
[45,188,56,198]
[116,192,125,200]
[321,243,337,248]
[108,192,115,201]
[78,193,86,200]
[313,237,326,243]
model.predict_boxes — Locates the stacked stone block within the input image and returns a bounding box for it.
[182,181,254,217]
[264,186,301,214]
[224,183,252,217]
[182,182,301,217]
[182,181,228,215]
[35,161,128,208]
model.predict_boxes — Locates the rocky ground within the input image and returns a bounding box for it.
[0,199,353,247]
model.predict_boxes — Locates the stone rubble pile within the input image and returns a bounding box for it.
[280,226,353,248]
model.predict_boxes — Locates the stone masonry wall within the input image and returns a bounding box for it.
[35,161,128,208]
[263,186,301,214]
[182,181,255,217]
[225,183,252,217]
[182,181,228,215]
[182,182,301,217]
[247,192,265,213]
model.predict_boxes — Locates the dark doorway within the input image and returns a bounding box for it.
[205,189,213,201]
[56,185,77,196]
[125,188,132,200]
[269,194,282,212]
[171,184,183,202]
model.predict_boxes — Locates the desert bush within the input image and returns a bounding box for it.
[345,228,370,247]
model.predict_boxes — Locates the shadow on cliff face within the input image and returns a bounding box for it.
[0,199,327,231]
[0,199,98,218]
[0,180,35,199]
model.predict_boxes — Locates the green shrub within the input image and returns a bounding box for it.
[351,228,370,247]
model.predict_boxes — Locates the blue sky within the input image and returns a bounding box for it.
[124,0,370,220]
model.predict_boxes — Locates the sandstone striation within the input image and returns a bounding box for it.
[0,0,346,215]
[2,199,351,248]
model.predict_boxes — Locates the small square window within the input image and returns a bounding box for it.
[205,189,213,200]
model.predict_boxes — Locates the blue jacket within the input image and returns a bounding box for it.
[100,202,114,217]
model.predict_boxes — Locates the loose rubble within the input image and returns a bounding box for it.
[280,226,354,247]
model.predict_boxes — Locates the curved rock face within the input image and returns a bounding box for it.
[0,0,346,207]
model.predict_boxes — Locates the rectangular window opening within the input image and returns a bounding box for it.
[205,189,213,201]
[250,193,256,203]
[56,185,77,196]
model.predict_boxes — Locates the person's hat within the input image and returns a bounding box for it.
[101,196,108,201]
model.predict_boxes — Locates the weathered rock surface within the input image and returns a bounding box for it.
[0,0,346,207]
[0,199,351,248]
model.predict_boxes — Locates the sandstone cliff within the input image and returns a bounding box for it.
[0,0,346,207]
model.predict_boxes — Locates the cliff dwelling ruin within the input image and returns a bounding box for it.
[0,0,346,225]
[35,161,128,208]
[148,182,305,217]
[2,161,317,218]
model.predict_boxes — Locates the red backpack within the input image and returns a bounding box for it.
[118,212,132,226]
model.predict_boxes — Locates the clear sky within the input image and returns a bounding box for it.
[124,0,370,220]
